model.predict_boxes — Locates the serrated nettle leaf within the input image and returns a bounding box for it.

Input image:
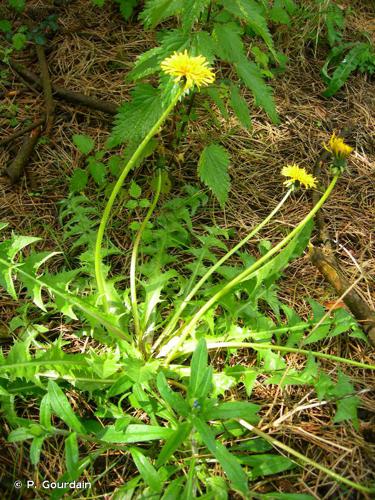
[128,29,190,81]
[191,31,216,62]
[269,0,295,26]
[218,0,276,58]
[198,144,231,207]
[12,32,27,50]
[69,168,88,192]
[130,447,162,492]
[115,0,138,20]
[0,20,12,33]
[140,0,183,28]
[333,396,359,429]
[212,22,245,63]
[229,84,252,129]
[204,86,229,119]
[108,84,164,147]
[129,181,142,199]
[88,158,106,186]
[108,155,123,177]
[72,134,95,155]
[235,58,279,123]
[182,0,211,31]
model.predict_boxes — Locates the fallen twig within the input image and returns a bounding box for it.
[5,126,42,183]
[9,60,118,115]
[0,118,45,147]
[35,44,55,135]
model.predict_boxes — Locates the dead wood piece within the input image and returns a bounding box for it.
[35,45,55,136]
[310,247,375,346]
[5,127,41,183]
[0,118,45,147]
[10,61,118,115]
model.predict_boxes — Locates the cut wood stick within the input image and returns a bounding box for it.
[9,61,118,115]
[0,118,45,147]
[35,44,55,136]
[5,126,42,183]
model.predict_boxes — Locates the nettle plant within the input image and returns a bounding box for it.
[1,55,374,498]
[107,0,298,206]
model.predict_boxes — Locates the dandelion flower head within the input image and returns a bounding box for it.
[324,133,353,158]
[281,164,317,189]
[161,50,215,89]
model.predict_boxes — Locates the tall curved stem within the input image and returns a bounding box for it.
[130,170,162,352]
[94,89,183,311]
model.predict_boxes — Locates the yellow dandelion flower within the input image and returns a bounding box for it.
[281,164,317,189]
[324,133,353,158]
[161,50,215,89]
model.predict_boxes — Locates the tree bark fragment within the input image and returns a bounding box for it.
[5,127,42,183]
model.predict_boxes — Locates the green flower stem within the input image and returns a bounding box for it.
[94,88,184,311]
[153,189,292,352]
[171,341,375,370]
[130,170,162,350]
[238,419,375,495]
[164,176,339,364]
